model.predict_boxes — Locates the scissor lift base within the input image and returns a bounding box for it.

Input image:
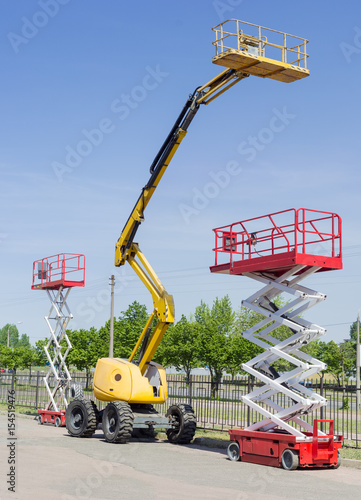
[229,423,342,469]
[37,409,66,427]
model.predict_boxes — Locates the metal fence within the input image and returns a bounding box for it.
[1,371,359,448]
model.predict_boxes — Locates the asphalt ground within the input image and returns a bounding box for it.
[1,413,361,500]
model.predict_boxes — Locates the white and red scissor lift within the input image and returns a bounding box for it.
[31,253,85,427]
[210,208,343,470]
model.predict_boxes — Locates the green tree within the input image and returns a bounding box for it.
[105,301,149,360]
[0,345,35,375]
[34,339,50,367]
[322,340,355,386]
[196,296,235,398]
[156,315,201,384]
[349,320,358,342]
[0,324,20,348]
[229,306,264,377]
[67,327,103,389]
[18,333,31,348]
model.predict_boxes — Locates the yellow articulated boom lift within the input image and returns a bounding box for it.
[65,19,309,444]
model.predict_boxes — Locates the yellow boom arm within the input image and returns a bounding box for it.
[114,68,249,373]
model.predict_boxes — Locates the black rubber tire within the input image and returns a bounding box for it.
[37,415,43,425]
[281,449,299,470]
[166,403,196,444]
[55,416,62,427]
[69,384,83,399]
[330,451,341,469]
[65,398,98,438]
[102,401,134,443]
[227,441,241,461]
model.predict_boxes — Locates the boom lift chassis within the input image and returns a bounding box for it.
[211,209,343,469]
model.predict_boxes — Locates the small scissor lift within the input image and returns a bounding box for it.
[210,209,343,469]
[32,253,85,426]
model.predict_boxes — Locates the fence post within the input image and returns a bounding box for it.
[35,371,40,409]
[188,375,193,407]
[11,371,15,392]
[247,376,251,427]
[320,376,324,432]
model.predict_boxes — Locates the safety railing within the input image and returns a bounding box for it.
[31,253,85,289]
[212,19,309,69]
[212,208,342,267]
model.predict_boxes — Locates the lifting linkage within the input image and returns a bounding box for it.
[43,286,73,412]
[241,265,328,437]
[114,68,249,375]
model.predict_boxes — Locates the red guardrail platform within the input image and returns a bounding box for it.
[31,253,85,290]
[210,208,342,276]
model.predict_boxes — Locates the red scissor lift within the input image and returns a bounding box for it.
[32,253,85,426]
[210,209,343,469]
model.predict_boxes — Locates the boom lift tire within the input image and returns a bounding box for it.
[65,398,98,438]
[227,441,241,461]
[102,401,134,444]
[69,383,83,399]
[281,449,299,470]
[166,403,196,444]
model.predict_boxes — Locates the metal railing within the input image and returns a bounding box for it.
[1,371,359,447]
[31,253,85,289]
[212,208,342,267]
[212,19,309,69]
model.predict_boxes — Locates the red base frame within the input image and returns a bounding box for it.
[38,409,66,427]
[229,420,343,469]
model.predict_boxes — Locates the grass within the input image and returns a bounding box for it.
[340,446,361,460]
[0,402,38,416]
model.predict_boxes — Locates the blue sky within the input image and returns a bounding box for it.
[1,0,361,346]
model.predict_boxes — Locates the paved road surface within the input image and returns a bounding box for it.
[1,414,361,500]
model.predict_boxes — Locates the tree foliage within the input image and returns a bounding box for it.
[196,296,235,397]
[157,315,201,383]
[67,327,103,389]
[9,296,357,394]
[0,344,35,373]
[349,319,359,343]
[0,324,28,349]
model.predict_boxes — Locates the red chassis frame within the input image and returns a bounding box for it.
[229,420,342,469]
[37,409,66,427]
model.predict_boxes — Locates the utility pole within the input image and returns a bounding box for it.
[357,312,360,410]
[109,275,115,358]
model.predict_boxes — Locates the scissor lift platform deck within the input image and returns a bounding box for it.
[210,208,342,277]
[31,253,85,290]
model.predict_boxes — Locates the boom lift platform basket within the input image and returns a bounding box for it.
[32,253,85,427]
[212,19,309,83]
[210,209,343,469]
